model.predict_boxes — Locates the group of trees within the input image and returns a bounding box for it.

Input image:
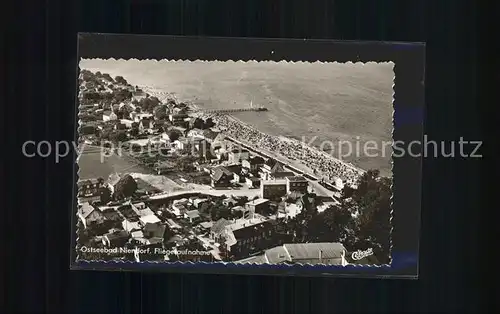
[175,155,198,172]
[139,96,161,112]
[93,71,114,83]
[281,169,392,263]
[166,128,182,141]
[100,129,128,143]
[112,89,133,103]
[79,125,97,136]
[154,105,168,120]
[188,117,215,130]
[79,113,99,123]
[208,199,235,221]
[114,75,128,85]
[114,175,138,200]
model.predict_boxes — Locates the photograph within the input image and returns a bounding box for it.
[75,58,394,266]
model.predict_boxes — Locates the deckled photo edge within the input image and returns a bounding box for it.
[74,57,396,269]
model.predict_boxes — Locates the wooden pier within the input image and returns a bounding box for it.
[200,107,268,114]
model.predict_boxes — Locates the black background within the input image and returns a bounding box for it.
[3,0,484,313]
[73,35,424,279]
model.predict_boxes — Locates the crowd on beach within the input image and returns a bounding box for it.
[141,86,364,186]
[212,114,364,187]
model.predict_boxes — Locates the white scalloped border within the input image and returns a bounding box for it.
[74,58,395,270]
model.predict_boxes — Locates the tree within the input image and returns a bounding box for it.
[320,205,357,246]
[110,131,128,143]
[237,196,249,206]
[342,169,392,263]
[191,118,204,129]
[114,175,138,200]
[210,207,218,221]
[154,105,168,120]
[176,155,197,172]
[119,105,131,119]
[139,96,161,112]
[102,73,113,82]
[115,76,128,85]
[82,91,103,102]
[129,127,139,137]
[113,89,132,103]
[99,186,112,203]
[79,125,97,135]
[79,114,97,122]
[99,129,111,141]
[204,118,215,129]
[167,129,181,141]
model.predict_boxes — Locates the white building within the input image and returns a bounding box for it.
[102,111,117,122]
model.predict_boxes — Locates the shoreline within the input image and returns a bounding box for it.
[142,85,365,186]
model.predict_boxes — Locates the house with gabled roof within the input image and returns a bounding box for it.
[139,118,153,133]
[202,129,220,143]
[184,210,202,224]
[286,176,309,194]
[228,148,250,164]
[211,167,233,188]
[235,242,348,266]
[242,156,265,172]
[102,230,130,247]
[216,217,278,260]
[77,178,105,204]
[102,110,117,122]
[142,222,167,241]
[260,158,285,180]
[77,202,105,229]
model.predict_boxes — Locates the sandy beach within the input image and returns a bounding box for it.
[80,59,394,176]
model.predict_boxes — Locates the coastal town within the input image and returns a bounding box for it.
[75,69,392,266]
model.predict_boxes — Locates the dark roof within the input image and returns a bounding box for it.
[212,167,233,181]
[210,218,231,234]
[287,176,307,182]
[230,148,249,154]
[101,208,122,221]
[171,113,188,118]
[297,194,316,207]
[117,205,139,221]
[78,203,96,219]
[246,156,265,165]
[226,164,242,174]
[203,129,219,140]
[106,230,129,242]
[192,137,205,143]
[271,172,295,179]
[143,223,166,239]
[264,158,278,168]
[233,220,274,240]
